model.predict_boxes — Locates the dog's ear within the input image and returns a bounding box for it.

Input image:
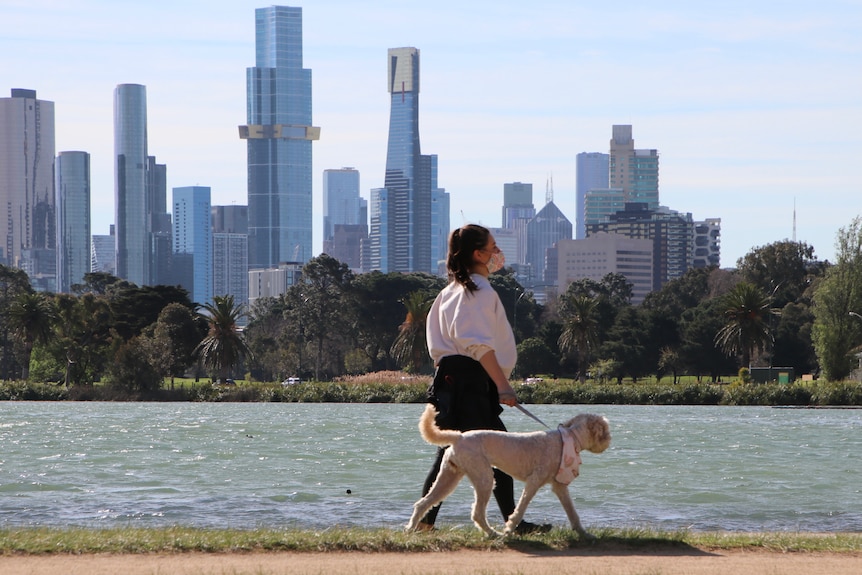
[587,416,611,451]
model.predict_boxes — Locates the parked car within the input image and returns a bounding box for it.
[282,377,301,386]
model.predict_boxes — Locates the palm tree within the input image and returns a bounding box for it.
[194,295,253,383]
[391,290,434,374]
[558,294,599,384]
[714,282,778,369]
[8,291,55,379]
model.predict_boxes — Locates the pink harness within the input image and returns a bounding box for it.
[555,425,582,485]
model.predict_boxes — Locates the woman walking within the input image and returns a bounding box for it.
[417,224,549,534]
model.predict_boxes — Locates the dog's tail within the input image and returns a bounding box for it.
[418,404,462,447]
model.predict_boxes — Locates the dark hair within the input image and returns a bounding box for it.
[447,224,490,293]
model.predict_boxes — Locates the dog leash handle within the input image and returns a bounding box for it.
[513,403,550,429]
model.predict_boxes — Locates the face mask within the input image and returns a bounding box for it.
[487,251,506,274]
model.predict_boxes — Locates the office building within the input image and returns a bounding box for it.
[248,262,303,306]
[241,5,319,269]
[323,167,367,269]
[429,155,449,272]
[368,47,433,273]
[56,151,91,292]
[575,152,609,239]
[692,218,722,268]
[0,89,56,285]
[554,233,653,304]
[526,199,572,284]
[147,156,172,285]
[586,203,694,290]
[114,84,150,286]
[212,205,249,308]
[501,182,535,265]
[583,187,626,228]
[323,168,363,242]
[609,125,659,209]
[91,226,116,275]
[172,186,212,306]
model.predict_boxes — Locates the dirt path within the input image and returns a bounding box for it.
[3,549,861,575]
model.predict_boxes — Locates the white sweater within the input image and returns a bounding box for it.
[426,274,517,378]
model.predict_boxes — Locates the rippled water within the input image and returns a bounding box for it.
[0,402,860,532]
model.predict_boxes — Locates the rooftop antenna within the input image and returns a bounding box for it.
[460,209,467,224]
[792,197,797,242]
[545,173,554,205]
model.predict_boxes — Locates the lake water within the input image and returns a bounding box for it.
[1,402,860,533]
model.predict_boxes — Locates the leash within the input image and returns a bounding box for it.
[513,403,550,429]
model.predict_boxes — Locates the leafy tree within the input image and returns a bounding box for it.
[391,290,434,374]
[53,293,113,385]
[557,294,599,384]
[715,282,779,369]
[106,336,163,392]
[658,346,683,384]
[680,299,742,382]
[598,306,652,382]
[288,254,356,380]
[513,337,557,378]
[737,241,825,307]
[0,264,32,379]
[108,283,195,341]
[812,217,862,380]
[150,303,203,384]
[352,271,445,371]
[243,296,292,382]
[8,292,56,379]
[772,302,817,376]
[194,295,252,382]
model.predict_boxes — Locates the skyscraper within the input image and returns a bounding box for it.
[172,186,212,306]
[609,125,659,209]
[526,199,572,284]
[575,152,609,239]
[0,89,56,286]
[429,155,449,272]
[56,151,91,293]
[323,167,364,242]
[369,47,433,273]
[501,182,535,266]
[114,83,150,286]
[241,5,319,269]
[212,205,249,309]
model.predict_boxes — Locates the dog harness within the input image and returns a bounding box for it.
[555,425,582,485]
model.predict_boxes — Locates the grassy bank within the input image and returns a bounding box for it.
[1,526,860,555]
[2,376,862,406]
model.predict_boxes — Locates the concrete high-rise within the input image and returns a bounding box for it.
[172,186,212,306]
[501,182,535,266]
[369,47,433,273]
[609,125,659,209]
[575,152,609,239]
[212,205,249,309]
[0,89,56,288]
[241,5,319,269]
[114,84,150,286]
[56,151,91,292]
[526,199,572,284]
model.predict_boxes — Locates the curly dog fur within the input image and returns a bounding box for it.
[406,404,611,537]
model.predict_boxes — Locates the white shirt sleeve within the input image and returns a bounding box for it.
[426,275,517,376]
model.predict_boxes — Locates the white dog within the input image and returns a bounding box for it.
[406,404,611,537]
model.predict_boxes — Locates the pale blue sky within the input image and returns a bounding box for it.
[4,0,860,266]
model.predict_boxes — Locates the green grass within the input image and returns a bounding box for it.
[0,527,860,556]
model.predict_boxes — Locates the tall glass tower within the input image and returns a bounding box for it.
[0,89,56,285]
[56,151,91,293]
[370,47,432,273]
[241,5,319,269]
[114,84,149,286]
[172,186,212,306]
[575,152,609,239]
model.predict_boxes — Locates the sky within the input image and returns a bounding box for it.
[3,0,861,267]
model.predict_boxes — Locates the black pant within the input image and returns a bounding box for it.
[420,355,516,525]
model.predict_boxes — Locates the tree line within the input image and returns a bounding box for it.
[3,218,862,388]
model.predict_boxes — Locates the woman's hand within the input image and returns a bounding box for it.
[498,389,518,407]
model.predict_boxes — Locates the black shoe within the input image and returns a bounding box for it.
[515,520,552,534]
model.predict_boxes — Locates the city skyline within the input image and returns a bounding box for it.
[4,0,860,267]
